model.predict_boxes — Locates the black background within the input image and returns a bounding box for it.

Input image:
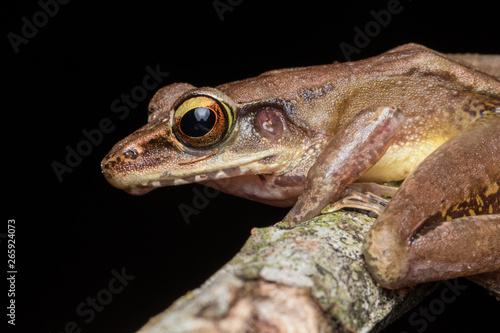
[4,0,500,332]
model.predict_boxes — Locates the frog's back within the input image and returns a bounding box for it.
[219,43,500,182]
[219,44,499,130]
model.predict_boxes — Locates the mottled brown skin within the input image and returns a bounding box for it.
[363,115,500,296]
[101,44,500,296]
[282,106,405,224]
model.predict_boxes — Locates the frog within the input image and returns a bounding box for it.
[101,43,500,297]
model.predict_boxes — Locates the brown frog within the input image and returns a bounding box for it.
[101,44,500,296]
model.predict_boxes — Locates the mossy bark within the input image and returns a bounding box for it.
[137,211,436,333]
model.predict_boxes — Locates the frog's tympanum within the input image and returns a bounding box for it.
[102,44,500,297]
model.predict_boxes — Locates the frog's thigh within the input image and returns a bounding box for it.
[363,114,500,292]
[409,215,500,288]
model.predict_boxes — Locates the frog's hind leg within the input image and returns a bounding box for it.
[362,114,500,297]
[408,215,500,297]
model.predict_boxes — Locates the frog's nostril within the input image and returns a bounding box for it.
[124,147,139,160]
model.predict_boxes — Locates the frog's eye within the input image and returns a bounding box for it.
[173,96,234,148]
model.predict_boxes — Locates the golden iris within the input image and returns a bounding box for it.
[173,96,233,148]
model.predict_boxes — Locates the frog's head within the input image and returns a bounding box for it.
[101,83,310,195]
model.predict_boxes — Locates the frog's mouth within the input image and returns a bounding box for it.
[122,164,251,196]
[102,149,283,196]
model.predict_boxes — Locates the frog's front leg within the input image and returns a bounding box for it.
[363,114,500,297]
[281,106,405,227]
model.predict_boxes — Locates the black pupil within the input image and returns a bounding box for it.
[180,107,216,137]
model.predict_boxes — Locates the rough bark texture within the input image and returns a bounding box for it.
[137,211,436,333]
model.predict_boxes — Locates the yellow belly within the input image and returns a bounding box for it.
[360,136,449,183]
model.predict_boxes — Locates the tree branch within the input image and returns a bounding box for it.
[137,211,436,333]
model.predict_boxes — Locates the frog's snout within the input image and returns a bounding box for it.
[100,141,142,188]
[100,155,116,183]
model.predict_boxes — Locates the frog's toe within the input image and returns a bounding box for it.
[274,220,299,229]
[322,185,392,217]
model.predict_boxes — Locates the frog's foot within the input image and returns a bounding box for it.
[275,183,394,228]
[274,220,299,229]
[322,191,388,217]
[322,183,398,217]
[348,182,400,199]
